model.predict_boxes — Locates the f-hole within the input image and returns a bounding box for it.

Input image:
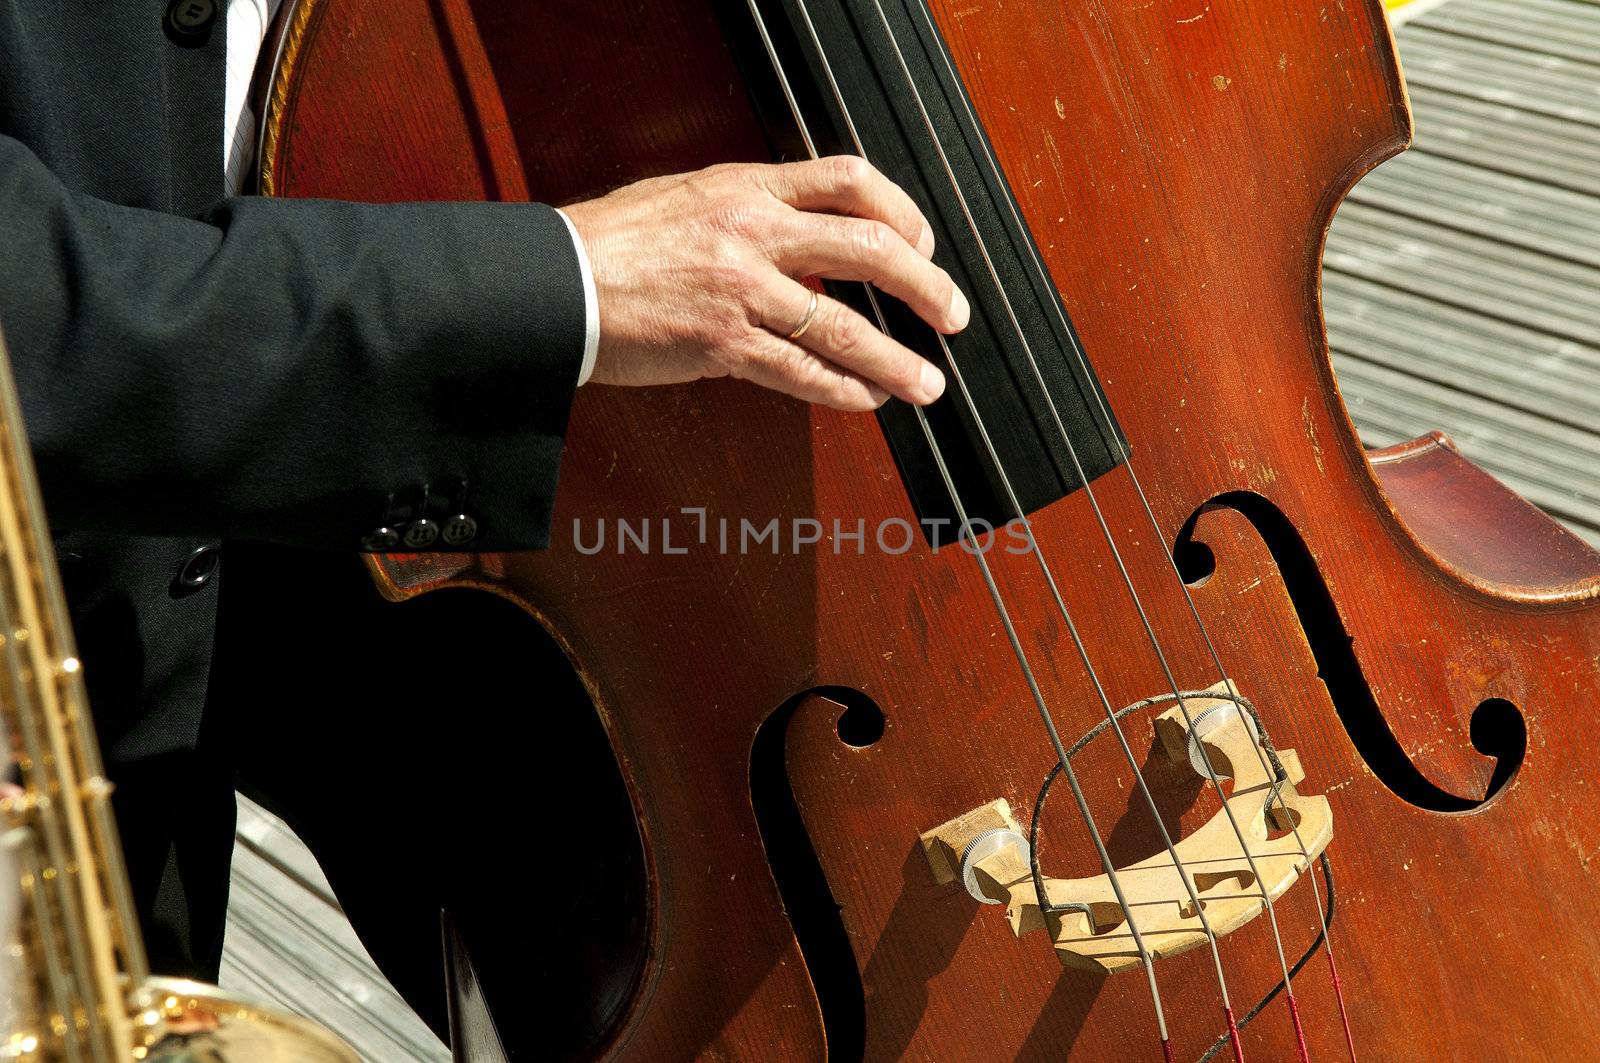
[750,687,876,1061]
[1176,492,1527,812]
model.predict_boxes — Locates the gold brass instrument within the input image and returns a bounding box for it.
[0,326,357,1062]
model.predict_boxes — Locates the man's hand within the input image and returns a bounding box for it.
[560,156,967,412]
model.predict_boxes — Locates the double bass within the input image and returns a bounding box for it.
[260,0,1600,1058]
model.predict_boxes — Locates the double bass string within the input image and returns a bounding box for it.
[860,0,1313,1048]
[910,0,1349,993]
[849,0,1270,1029]
[780,0,1233,1001]
[744,0,1181,1048]
[868,0,1307,1009]
[911,2,1357,1055]
[748,0,1222,1055]
[812,0,1327,1054]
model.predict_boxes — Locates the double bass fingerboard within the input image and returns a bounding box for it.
[728,0,1128,539]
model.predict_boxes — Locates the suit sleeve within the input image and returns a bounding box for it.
[0,132,586,551]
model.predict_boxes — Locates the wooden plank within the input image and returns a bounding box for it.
[222,799,449,1063]
[1323,271,1600,431]
[1406,85,1600,198]
[1398,24,1600,125]
[1421,0,1600,63]
[234,795,339,908]
[1325,201,1600,347]
[1333,355,1600,545]
[1346,152,1600,269]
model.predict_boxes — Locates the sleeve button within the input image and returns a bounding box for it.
[402,519,440,549]
[441,515,478,548]
[172,545,220,596]
[164,0,218,44]
[361,527,401,552]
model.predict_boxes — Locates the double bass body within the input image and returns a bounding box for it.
[262,0,1600,1058]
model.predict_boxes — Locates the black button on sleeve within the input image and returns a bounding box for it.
[361,527,401,552]
[172,545,220,596]
[402,519,439,549]
[164,0,217,45]
[441,515,478,548]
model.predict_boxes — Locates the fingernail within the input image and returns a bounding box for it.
[948,286,971,331]
[919,361,946,403]
[917,224,936,258]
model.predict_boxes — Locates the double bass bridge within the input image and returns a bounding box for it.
[919,684,1332,973]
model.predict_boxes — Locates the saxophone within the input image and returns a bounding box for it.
[0,327,357,1062]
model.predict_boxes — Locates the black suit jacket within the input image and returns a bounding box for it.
[0,2,584,769]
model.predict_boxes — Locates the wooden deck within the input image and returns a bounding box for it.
[222,796,449,1060]
[1326,0,1600,546]
[216,1,1600,1057]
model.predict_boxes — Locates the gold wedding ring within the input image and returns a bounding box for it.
[788,290,820,341]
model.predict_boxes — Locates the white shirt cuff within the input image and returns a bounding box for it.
[556,208,600,386]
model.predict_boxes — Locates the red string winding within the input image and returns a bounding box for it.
[1327,946,1358,1061]
[1287,992,1311,1062]
[1224,1005,1246,1063]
